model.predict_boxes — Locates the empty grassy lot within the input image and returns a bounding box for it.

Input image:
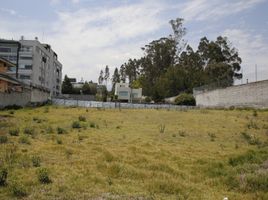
[0,106,268,199]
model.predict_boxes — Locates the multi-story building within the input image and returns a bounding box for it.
[0,37,62,96]
[114,82,142,102]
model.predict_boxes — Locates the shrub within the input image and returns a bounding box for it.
[241,132,262,146]
[175,93,196,106]
[23,127,35,135]
[228,150,265,167]
[178,130,186,137]
[253,110,258,117]
[37,168,52,184]
[72,121,81,129]
[145,96,152,103]
[208,133,216,141]
[4,105,22,110]
[9,128,19,136]
[45,126,53,134]
[65,149,73,159]
[9,182,27,197]
[44,107,49,113]
[9,110,14,115]
[33,117,42,123]
[159,124,165,134]
[57,127,66,134]
[78,115,86,122]
[0,135,8,144]
[89,122,96,128]
[56,137,62,144]
[247,120,259,129]
[32,155,41,167]
[19,135,31,145]
[0,167,8,186]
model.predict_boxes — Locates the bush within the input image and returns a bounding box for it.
[145,96,152,103]
[228,150,266,167]
[45,126,53,134]
[4,105,22,110]
[19,135,31,145]
[159,124,165,134]
[56,137,62,144]
[9,182,27,197]
[43,107,49,113]
[23,127,35,135]
[78,115,86,122]
[9,128,19,136]
[72,121,81,129]
[175,93,196,106]
[9,110,14,115]
[0,167,8,186]
[178,130,186,137]
[208,133,216,141]
[32,155,41,167]
[57,127,67,134]
[0,135,8,144]
[253,110,258,117]
[241,132,262,146]
[37,168,52,184]
[90,122,96,128]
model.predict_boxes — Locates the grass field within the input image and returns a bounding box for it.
[0,106,268,199]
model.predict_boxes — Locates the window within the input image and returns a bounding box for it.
[20,56,32,60]
[0,47,11,52]
[25,65,32,69]
[119,91,128,97]
[20,46,33,52]
[20,75,31,80]
[8,66,16,72]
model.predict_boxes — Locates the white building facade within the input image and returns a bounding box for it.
[114,82,142,102]
[0,38,62,96]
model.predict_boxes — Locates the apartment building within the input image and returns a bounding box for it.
[0,37,62,96]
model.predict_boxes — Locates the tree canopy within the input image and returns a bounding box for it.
[102,17,242,102]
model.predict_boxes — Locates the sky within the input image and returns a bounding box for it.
[0,0,268,85]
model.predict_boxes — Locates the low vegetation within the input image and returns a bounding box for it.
[0,106,267,199]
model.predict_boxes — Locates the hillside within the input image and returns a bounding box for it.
[0,107,268,199]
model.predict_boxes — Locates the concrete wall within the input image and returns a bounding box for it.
[30,88,50,103]
[0,88,31,107]
[0,87,49,108]
[61,94,95,101]
[52,98,194,110]
[194,80,268,108]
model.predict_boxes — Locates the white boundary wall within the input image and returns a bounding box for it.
[194,80,268,108]
[52,98,194,110]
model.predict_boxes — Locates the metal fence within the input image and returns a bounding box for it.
[52,98,195,110]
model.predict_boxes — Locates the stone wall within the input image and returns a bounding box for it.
[194,80,268,108]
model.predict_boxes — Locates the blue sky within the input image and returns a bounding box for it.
[1,0,268,85]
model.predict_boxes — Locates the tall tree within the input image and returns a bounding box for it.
[139,37,177,97]
[197,36,242,86]
[61,75,73,94]
[124,59,140,84]
[119,64,126,83]
[169,18,187,59]
[98,70,104,85]
[111,67,120,93]
[104,65,110,87]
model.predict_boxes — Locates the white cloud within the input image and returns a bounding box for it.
[180,0,265,21]
[0,8,17,16]
[223,29,268,83]
[47,1,167,81]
